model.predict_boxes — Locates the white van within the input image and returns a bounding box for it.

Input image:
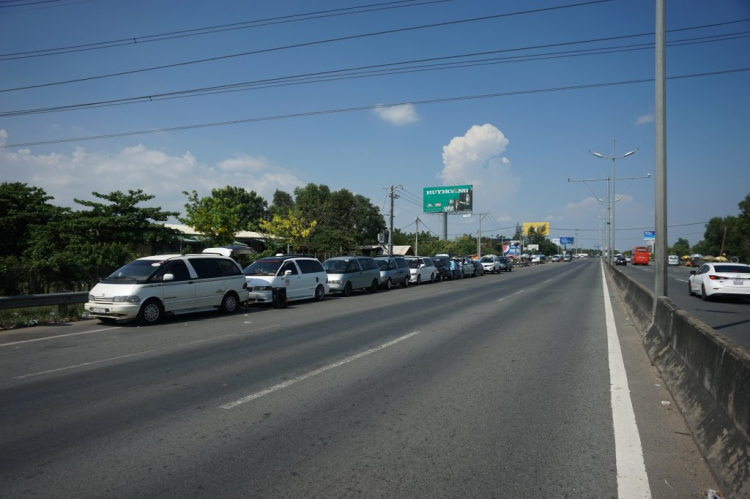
[244,255,329,304]
[668,255,680,266]
[85,254,248,325]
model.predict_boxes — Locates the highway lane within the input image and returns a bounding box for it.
[617,263,750,349]
[0,260,717,497]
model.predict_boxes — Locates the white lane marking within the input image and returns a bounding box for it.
[0,326,119,348]
[497,290,525,302]
[675,279,688,283]
[14,325,280,380]
[221,330,421,409]
[601,265,652,498]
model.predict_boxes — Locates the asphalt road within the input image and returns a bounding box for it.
[0,260,718,497]
[616,263,750,349]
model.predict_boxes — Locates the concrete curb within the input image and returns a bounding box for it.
[606,265,749,498]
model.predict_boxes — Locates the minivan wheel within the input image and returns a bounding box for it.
[416,275,421,285]
[315,284,326,300]
[220,292,239,314]
[343,281,353,297]
[138,299,163,325]
[385,278,392,290]
[402,277,409,288]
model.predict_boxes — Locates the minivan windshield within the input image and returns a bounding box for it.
[323,259,350,273]
[102,259,163,283]
[244,259,283,276]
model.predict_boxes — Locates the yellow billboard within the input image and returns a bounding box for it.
[522,222,549,236]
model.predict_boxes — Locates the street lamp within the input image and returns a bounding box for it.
[590,138,638,264]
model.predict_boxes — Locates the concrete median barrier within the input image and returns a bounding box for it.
[607,264,749,499]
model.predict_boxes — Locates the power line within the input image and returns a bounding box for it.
[2,67,747,150]
[0,0,613,93]
[0,0,451,60]
[3,21,746,117]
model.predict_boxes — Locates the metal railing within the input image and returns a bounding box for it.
[0,292,88,316]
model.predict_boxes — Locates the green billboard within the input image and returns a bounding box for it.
[423,185,473,213]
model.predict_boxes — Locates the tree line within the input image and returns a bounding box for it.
[0,182,385,295]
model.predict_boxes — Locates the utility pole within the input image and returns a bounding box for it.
[382,184,402,257]
[654,0,668,303]
[415,217,420,256]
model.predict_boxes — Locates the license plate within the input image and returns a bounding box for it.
[92,307,108,313]
[733,279,744,286]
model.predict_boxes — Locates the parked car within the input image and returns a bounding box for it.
[454,258,474,278]
[497,256,513,272]
[615,255,627,266]
[244,255,328,305]
[668,255,680,266]
[374,256,411,289]
[431,256,451,282]
[469,259,485,276]
[480,256,501,274]
[323,256,381,296]
[405,256,437,284]
[85,253,248,325]
[551,255,561,263]
[689,263,750,301]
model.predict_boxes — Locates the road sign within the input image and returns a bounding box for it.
[560,237,574,245]
[644,231,655,239]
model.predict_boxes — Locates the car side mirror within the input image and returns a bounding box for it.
[163,273,175,282]
[284,270,292,276]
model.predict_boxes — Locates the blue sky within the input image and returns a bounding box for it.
[1,0,749,252]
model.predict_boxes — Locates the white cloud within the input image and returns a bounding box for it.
[373,104,419,126]
[0,137,304,216]
[439,124,520,216]
[636,113,654,125]
[0,129,8,146]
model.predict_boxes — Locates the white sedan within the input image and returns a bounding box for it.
[688,263,750,301]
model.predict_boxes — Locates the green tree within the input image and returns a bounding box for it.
[258,208,317,253]
[669,237,690,256]
[269,189,295,217]
[180,186,267,245]
[0,182,57,257]
[74,189,179,246]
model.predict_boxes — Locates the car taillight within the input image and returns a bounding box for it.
[708,275,727,280]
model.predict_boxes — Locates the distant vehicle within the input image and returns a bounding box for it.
[374,256,411,289]
[551,255,561,263]
[480,256,501,274]
[431,256,451,282]
[625,256,632,263]
[244,255,328,305]
[497,256,513,272]
[668,255,680,266]
[323,256,380,296]
[468,259,485,276]
[563,254,572,262]
[86,253,248,325]
[632,246,650,265]
[405,256,437,284]
[615,255,627,266]
[689,263,750,301]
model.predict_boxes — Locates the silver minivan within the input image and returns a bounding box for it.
[85,254,248,325]
[323,256,380,296]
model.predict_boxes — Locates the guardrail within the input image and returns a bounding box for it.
[0,292,88,316]
[607,264,750,499]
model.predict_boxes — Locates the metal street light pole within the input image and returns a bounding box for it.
[590,139,638,264]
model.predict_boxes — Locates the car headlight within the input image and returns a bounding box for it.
[253,286,273,291]
[112,295,140,303]
[88,294,95,301]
